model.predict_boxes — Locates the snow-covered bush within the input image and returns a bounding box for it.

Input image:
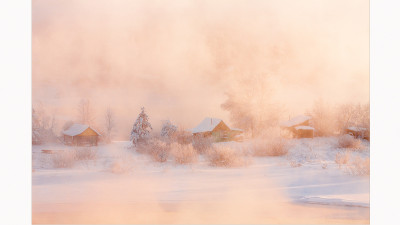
[130,107,152,147]
[206,145,249,167]
[51,151,76,168]
[335,151,350,168]
[103,151,136,174]
[161,120,177,138]
[192,136,213,154]
[348,156,370,176]
[50,148,97,168]
[173,129,193,145]
[170,142,198,164]
[74,148,97,160]
[321,161,328,169]
[252,138,289,157]
[337,135,362,149]
[289,160,302,168]
[146,139,171,163]
[109,158,134,174]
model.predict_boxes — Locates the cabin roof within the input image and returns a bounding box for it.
[280,115,312,128]
[231,128,244,132]
[191,117,229,133]
[295,125,315,130]
[63,123,101,136]
[347,126,367,132]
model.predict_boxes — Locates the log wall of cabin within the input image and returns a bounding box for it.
[77,128,99,137]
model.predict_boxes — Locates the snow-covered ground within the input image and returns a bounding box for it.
[32,138,369,224]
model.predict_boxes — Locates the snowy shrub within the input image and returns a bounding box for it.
[161,120,177,138]
[348,156,370,176]
[135,138,153,154]
[170,142,198,164]
[252,139,289,157]
[135,137,173,163]
[148,139,171,163]
[192,136,213,154]
[321,161,328,169]
[335,151,350,168]
[50,148,97,168]
[337,135,362,149]
[104,151,136,174]
[206,145,249,167]
[74,148,97,160]
[110,160,125,174]
[109,159,134,174]
[173,129,193,145]
[289,160,302,168]
[51,151,76,168]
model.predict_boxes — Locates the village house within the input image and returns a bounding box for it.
[63,124,101,146]
[280,115,314,138]
[346,126,370,140]
[191,117,243,142]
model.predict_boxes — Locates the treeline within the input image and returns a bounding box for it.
[310,100,369,137]
[32,99,116,145]
[222,98,370,138]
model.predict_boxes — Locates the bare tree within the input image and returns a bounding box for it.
[104,107,115,143]
[336,102,370,133]
[359,103,370,130]
[32,105,59,144]
[336,103,358,134]
[32,107,42,144]
[311,99,336,136]
[62,120,74,131]
[221,73,283,137]
[77,98,95,125]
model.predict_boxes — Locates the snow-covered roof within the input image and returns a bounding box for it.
[62,124,101,136]
[191,117,229,134]
[280,115,312,128]
[295,126,315,130]
[347,126,367,132]
[231,128,244,132]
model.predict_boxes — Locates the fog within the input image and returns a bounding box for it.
[32,0,369,139]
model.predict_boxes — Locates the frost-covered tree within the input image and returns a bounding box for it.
[104,107,115,143]
[221,73,284,137]
[161,120,177,138]
[77,98,95,125]
[32,108,42,145]
[310,99,336,136]
[32,106,58,144]
[335,102,370,133]
[130,107,152,146]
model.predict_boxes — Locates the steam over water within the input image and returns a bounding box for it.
[32,0,369,139]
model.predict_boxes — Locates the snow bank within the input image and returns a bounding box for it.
[297,195,369,208]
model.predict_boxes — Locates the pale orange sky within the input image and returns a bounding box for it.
[32,0,369,139]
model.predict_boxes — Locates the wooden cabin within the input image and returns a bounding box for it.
[191,118,231,141]
[63,124,101,146]
[294,126,315,138]
[280,115,314,138]
[229,128,244,141]
[346,126,369,141]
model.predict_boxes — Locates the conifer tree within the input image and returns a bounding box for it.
[130,107,152,146]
